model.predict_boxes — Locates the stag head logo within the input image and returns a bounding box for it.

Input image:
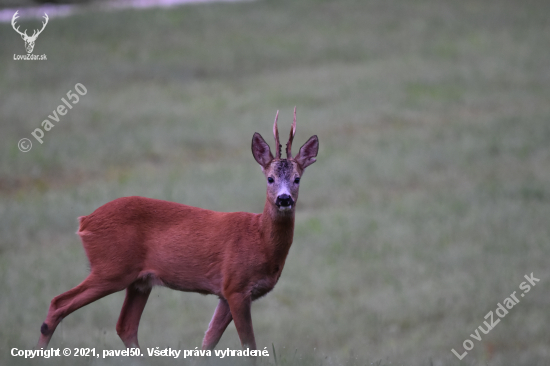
[12,11,49,54]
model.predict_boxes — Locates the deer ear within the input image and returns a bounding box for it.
[251,133,274,168]
[295,135,319,169]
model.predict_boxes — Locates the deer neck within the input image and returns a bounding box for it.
[260,198,295,260]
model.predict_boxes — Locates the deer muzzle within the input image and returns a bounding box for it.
[276,194,294,209]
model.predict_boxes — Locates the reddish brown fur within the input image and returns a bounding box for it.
[37,110,319,357]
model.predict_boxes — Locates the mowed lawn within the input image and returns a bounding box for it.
[1,0,550,365]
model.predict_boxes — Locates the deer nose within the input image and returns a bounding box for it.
[276,194,294,207]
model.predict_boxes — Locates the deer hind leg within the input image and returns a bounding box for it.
[116,281,152,348]
[202,298,233,350]
[38,272,131,348]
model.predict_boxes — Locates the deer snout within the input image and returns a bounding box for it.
[276,194,294,208]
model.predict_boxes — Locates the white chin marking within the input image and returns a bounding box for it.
[278,205,293,211]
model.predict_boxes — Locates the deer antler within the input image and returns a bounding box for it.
[273,110,281,159]
[11,12,48,40]
[286,106,297,159]
[11,11,29,38]
[32,13,49,39]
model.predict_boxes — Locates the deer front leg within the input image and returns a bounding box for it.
[116,283,152,348]
[226,293,256,350]
[202,298,233,350]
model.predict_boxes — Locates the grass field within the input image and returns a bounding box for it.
[1,0,550,365]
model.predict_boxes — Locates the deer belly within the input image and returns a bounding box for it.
[144,264,223,296]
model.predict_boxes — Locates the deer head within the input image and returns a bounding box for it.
[12,11,49,54]
[252,107,319,214]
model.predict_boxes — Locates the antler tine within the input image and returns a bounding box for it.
[11,10,28,37]
[11,10,19,25]
[34,13,49,37]
[286,106,297,159]
[273,110,281,159]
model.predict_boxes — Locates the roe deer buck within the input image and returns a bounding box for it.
[38,108,319,355]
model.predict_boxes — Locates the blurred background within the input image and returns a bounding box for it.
[1,0,549,365]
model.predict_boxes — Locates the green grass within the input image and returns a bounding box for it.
[1,0,550,365]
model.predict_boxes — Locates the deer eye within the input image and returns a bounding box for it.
[267,177,274,184]
[294,177,300,184]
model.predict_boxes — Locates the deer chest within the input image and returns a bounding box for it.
[250,264,283,300]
